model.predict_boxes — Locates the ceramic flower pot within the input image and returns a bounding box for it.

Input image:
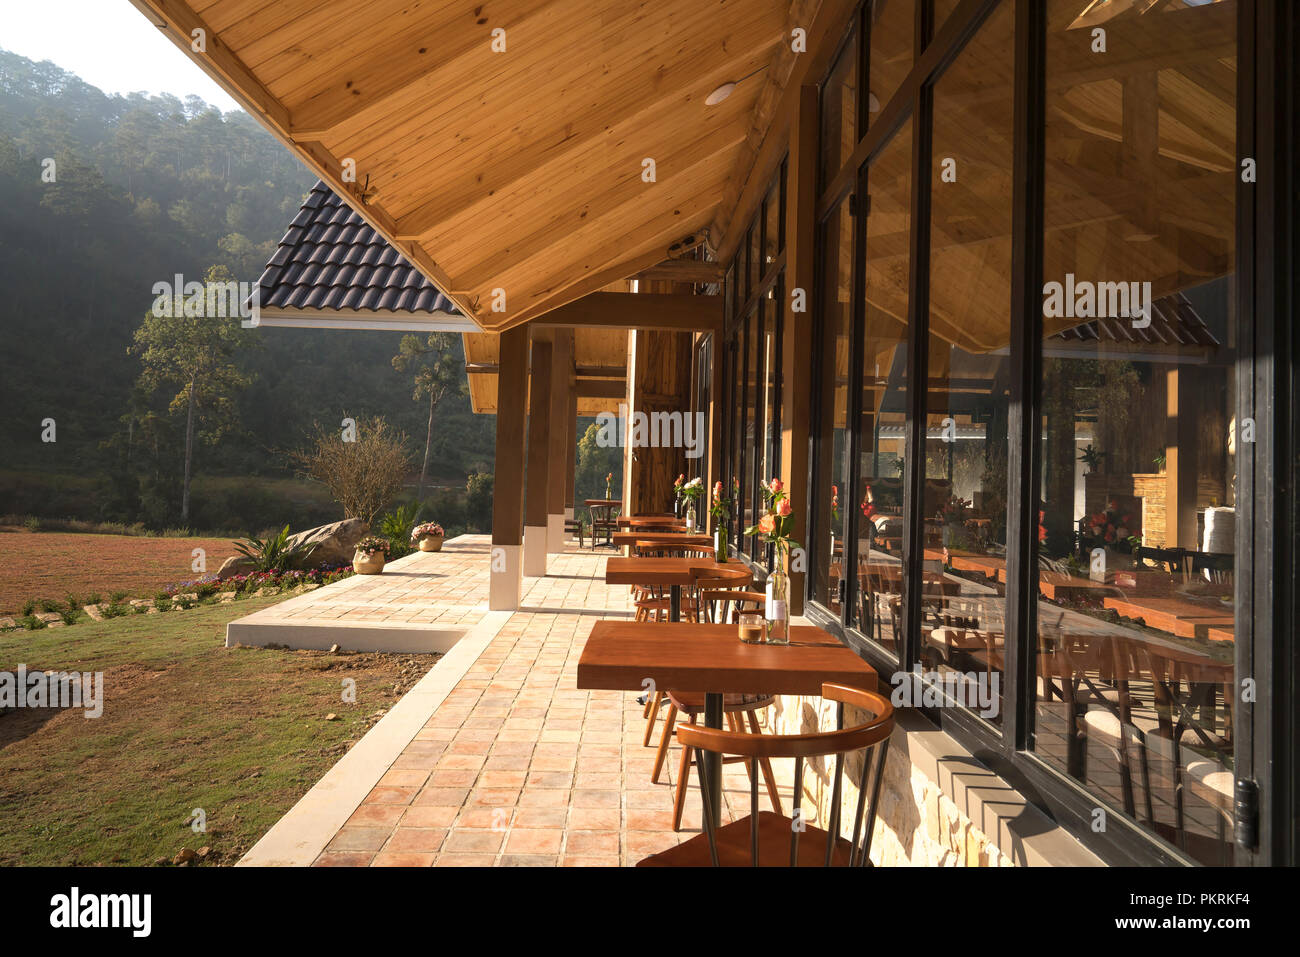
[417,535,444,552]
[353,551,386,574]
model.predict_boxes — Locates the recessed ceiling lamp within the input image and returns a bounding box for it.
[705,65,769,106]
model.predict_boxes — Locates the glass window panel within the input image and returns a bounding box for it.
[915,0,1014,727]
[748,226,761,299]
[864,0,914,127]
[744,305,761,549]
[854,117,912,659]
[813,198,854,613]
[1032,0,1238,865]
[820,30,858,188]
[763,181,782,276]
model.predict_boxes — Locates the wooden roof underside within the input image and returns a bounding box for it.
[132,0,829,333]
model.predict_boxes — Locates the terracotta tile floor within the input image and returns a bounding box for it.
[310,539,792,866]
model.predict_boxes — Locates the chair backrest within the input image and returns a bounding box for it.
[676,683,895,867]
[697,588,763,623]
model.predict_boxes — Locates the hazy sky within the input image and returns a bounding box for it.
[0,0,241,111]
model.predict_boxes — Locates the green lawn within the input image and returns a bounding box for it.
[0,597,433,865]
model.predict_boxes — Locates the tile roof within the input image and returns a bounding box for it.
[1051,292,1221,348]
[256,181,460,315]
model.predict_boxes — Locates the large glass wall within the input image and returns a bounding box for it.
[1030,0,1238,865]
[919,0,1014,724]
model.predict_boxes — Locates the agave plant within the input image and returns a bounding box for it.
[379,502,421,558]
[232,525,318,573]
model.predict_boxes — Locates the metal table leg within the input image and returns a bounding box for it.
[670,584,681,622]
[703,691,723,828]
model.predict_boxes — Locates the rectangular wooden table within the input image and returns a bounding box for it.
[610,531,714,548]
[606,556,747,621]
[577,620,878,825]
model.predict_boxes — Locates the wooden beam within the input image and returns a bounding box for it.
[576,380,628,399]
[491,326,529,546]
[713,0,861,263]
[532,292,722,333]
[634,261,726,285]
[524,337,553,530]
[547,330,573,522]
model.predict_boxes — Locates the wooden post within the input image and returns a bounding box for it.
[565,386,577,525]
[490,326,529,609]
[1165,367,1200,548]
[524,334,553,576]
[781,84,819,616]
[547,330,574,552]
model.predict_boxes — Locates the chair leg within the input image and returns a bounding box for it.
[652,703,678,784]
[642,692,663,746]
[672,720,693,832]
[747,710,783,816]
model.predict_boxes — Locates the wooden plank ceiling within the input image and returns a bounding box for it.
[133,0,804,332]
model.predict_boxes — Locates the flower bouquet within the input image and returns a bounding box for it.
[709,480,732,560]
[410,521,445,552]
[743,478,800,644]
[680,476,703,530]
[353,536,391,574]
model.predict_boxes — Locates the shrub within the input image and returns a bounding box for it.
[38,598,60,613]
[380,503,421,559]
[21,599,36,616]
[20,615,46,630]
[289,416,412,526]
[23,515,41,531]
[102,604,129,619]
[110,590,128,603]
[59,609,79,625]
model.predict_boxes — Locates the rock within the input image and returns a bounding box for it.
[284,518,370,567]
[173,848,198,866]
[197,846,211,859]
[35,612,62,623]
[217,591,237,601]
[300,583,320,592]
[47,621,66,628]
[146,607,160,615]
[325,713,339,721]
[328,643,340,654]
[82,605,104,621]
[216,555,255,579]
[0,617,16,629]
[253,587,280,597]
[129,599,151,607]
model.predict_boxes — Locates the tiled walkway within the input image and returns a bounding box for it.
[289,538,784,867]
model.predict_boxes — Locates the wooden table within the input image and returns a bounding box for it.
[610,531,714,548]
[605,556,747,621]
[616,515,686,529]
[1102,595,1236,639]
[577,620,878,825]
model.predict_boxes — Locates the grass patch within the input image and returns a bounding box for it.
[0,596,436,865]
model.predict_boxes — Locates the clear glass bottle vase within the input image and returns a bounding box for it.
[765,546,790,644]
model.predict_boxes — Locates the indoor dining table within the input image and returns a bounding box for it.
[577,620,878,826]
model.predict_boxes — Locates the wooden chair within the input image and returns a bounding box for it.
[641,566,755,746]
[638,683,895,866]
[629,543,716,622]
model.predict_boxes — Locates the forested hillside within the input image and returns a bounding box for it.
[0,49,495,532]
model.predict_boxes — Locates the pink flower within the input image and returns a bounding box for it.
[759,514,776,534]
[770,478,784,493]
[776,499,792,517]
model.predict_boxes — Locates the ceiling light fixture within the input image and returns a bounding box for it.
[705,64,769,107]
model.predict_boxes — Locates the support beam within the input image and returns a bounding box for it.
[547,331,574,552]
[634,261,726,285]
[531,292,722,333]
[565,386,577,523]
[489,327,529,610]
[781,84,820,617]
[524,336,554,576]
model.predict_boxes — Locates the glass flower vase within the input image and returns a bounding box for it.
[714,525,728,562]
[765,557,790,645]
[684,504,697,531]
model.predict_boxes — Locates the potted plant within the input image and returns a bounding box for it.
[1079,500,1140,570]
[680,476,703,530]
[353,536,391,574]
[410,521,445,552]
[709,480,731,561]
[744,477,800,645]
[1078,444,1108,474]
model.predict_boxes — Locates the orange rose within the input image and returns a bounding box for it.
[759,514,776,534]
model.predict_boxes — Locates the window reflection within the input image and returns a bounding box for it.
[855,117,912,660]
[1032,0,1238,865]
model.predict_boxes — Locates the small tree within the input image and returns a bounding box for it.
[131,263,254,522]
[291,416,412,526]
[391,332,466,499]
